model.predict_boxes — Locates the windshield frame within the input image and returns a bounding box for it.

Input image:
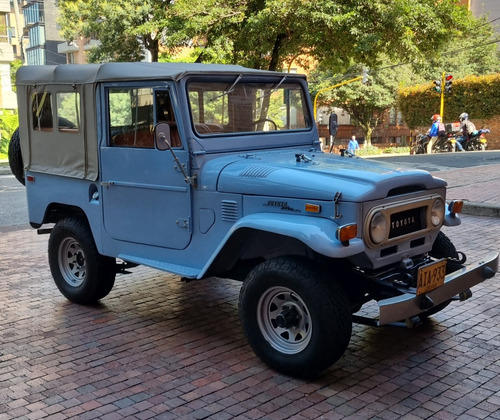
[184,75,315,150]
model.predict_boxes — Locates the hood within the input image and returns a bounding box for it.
[200,149,446,202]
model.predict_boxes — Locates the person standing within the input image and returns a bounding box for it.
[427,114,443,154]
[347,135,359,157]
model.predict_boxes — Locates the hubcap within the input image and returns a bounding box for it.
[58,237,86,287]
[257,286,312,354]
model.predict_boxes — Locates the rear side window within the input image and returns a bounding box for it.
[31,91,82,133]
[57,92,80,133]
[32,92,53,131]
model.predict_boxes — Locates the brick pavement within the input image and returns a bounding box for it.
[432,164,500,207]
[1,214,500,420]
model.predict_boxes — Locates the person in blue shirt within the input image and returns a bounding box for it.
[347,135,360,157]
[427,114,444,154]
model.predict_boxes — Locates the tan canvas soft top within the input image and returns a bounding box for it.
[16,63,304,181]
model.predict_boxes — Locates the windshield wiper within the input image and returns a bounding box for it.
[209,74,242,102]
[256,76,287,100]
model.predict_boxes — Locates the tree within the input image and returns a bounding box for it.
[309,63,413,146]
[58,0,167,62]
[167,0,474,72]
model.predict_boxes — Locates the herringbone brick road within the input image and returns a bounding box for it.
[1,213,500,419]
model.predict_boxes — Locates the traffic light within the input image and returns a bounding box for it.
[445,74,453,93]
[433,79,442,93]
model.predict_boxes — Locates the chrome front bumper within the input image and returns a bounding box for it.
[378,252,499,325]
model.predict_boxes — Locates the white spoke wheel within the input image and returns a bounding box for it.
[257,286,312,354]
[58,237,87,287]
[49,218,116,304]
[239,257,352,378]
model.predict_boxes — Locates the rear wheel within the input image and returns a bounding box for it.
[49,218,116,304]
[239,256,352,377]
[8,128,25,186]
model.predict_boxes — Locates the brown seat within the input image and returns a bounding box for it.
[162,122,182,147]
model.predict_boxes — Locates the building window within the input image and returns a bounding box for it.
[389,106,404,125]
[0,13,8,42]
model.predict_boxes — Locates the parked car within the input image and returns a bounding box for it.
[10,63,498,377]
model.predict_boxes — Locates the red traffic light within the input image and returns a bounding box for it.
[445,74,453,81]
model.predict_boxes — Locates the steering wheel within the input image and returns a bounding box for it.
[253,118,278,131]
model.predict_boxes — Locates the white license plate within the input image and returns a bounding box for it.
[417,259,447,295]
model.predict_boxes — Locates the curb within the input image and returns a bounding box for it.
[462,201,500,219]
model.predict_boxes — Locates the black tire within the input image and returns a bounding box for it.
[239,256,352,378]
[420,232,462,319]
[430,231,459,262]
[48,218,116,304]
[8,128,25,186]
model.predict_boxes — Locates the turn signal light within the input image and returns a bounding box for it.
[336,223,358,245]
[448,200,463,214]
[305,203,321,213]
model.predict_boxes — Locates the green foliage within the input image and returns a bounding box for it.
[58,0,165,62]
[168,0,474,72]
[357,146,410,156]
[0,111,19,158]
[309,61,407,146]
[357,146,383,156]
[399,73,500,127]
[10,60,22,93]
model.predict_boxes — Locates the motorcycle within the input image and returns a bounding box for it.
[457,129,489,151]
[410,132,455,155]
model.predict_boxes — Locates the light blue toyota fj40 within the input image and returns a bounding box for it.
[10,62,498,377]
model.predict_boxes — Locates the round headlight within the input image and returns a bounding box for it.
[369,211,388,244]
[431,198,445,227]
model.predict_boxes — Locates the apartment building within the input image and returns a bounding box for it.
[22,0,65,65]
[0,0,17,108]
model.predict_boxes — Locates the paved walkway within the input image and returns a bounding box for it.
[1,160,500,419]
[432,164,500,218]
[1,215,499,419]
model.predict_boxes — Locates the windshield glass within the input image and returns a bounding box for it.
[187,79,312,136]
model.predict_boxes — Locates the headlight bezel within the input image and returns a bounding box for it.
[431,197,445,227]
[363,194,446,248]
[369,210,388,245]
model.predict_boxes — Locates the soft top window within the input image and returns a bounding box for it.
[188,78,311,136]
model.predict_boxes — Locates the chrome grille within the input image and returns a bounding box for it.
[389,207,425,239]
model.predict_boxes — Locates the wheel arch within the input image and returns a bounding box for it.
[32,202,89,228]
[200,213,365,280]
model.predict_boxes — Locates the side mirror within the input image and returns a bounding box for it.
[328,113,338,136]
[155,123,172,151]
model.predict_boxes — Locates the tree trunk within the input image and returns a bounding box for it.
[268,33,287,71]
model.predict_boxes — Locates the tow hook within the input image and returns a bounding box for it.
[459,289,472,301]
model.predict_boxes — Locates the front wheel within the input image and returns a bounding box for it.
[420,232,463,319]
[48,218,116,304]
[239,257,352,377]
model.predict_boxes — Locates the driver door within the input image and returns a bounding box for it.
[100,85,191,250]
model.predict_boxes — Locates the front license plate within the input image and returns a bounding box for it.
[417,259,447,295]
